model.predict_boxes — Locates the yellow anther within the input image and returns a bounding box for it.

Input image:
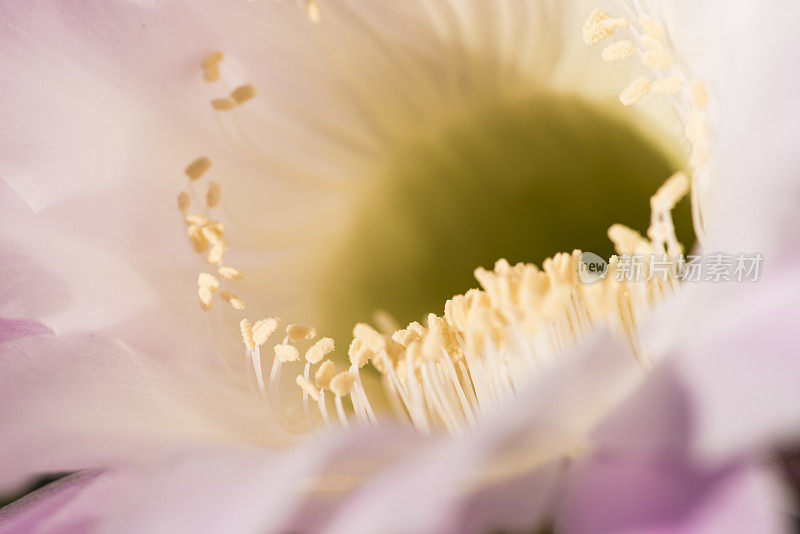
[639,14,665,38]
[275,344,300,363]
[219,290,245,310]
[206,181,221,208]
[253,317,281,346]
[286,324,316,341]
[691,79,709,110]
[201,51,223,70]
[231,84,257,105]
[296,375,321,401]
[608,224,648,255]
[211,98,235,111]
[392,322,424,347]
[306,337,335,364]
[240,318,255,352]
[185,157,211,180]
[619,76,650,106]
[204,67,220,83]
[185,214,209,226]
[329,371,355,397]
[177,191,191,214]
[353,323,387,353]
[348,338,372,369]
[197,272,220,291]
[202,52,223,83]
[218,265,244,280]
[583,9,629,45]
[651,76,683,94]
[198,286,213,312]
[651,172,690,212]
[305,0,321,24]
[642,49,673,70]
[207,242,226,265]
[315,360,336,389]
[187,225,209,253]
[602,40,634,61]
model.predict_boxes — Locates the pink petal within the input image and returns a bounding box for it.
[557,456,787,534]
[0,470,137,534]
[0,331,287,490]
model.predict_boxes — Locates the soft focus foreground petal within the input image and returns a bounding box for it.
[0,318,53,346]
[0,331,286,490]
[558,455,787,534]
[101,331,640,534]
[0,470,138,534]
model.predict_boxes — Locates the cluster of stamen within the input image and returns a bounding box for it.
[174,2,711,438]
[583,2,712,235]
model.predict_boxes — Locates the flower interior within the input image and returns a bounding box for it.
[177,2,712,439]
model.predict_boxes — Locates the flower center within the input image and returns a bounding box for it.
[175,2,714,440]
[314,92,693,346]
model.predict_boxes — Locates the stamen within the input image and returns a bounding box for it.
[253,317,281,346]
[286,324,317,341]
[315,360,335,388]
[211,98,236,111]
[187,225,209,253]
[305,0,321,25]
[275,344,301,363]
[185,157,212,180]
[296,374,321,402]
[240,318,255,352]
[306,337,335,364]
[619,76,650,106]
[602,40,634,61]
[651,76,683,94]
[202,52,223,82]
[641,49,673,70]
[218,265,244,280]
[583,9,629,45]
[177,191,191,214]
[231,84,257,106]
[206,181,221,208]
[198,286,213,312]
[638,14,665,38]
[219,290,246,310]
[197,272,220,291]
[691,79,709,110]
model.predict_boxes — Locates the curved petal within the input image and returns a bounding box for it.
[0,470,137,534]
[0,331,289,490]
[557,456,788,534]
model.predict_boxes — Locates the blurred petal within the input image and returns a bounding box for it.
[0,318,52,346]
[558,456,787,534]
[0,470,137,534]
[0,331,287,489]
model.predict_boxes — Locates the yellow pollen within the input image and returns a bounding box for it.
[602,40,634,61]
[207,242,226,265]
[619,76,650,106]
[187,225,209,253]
[211,98,236,111]
[185,157,211,180]
[219,290,245,310]
[177,191,191,214]
[583,9,629,45]
[315,359,336,389]
[275,344,301,363]
[651,76,683,94]
[218,265,244,280]
[253,317,281,346]
[201,51,223,70]
[608,224,648,255]
[185,214,209,226]
[639,14,665,38]
[296,375,321,402]
[329,371,355,397]
[240,319,255,352]
[686,111,710,144]
[198,286,213,312]
[206,181,221,208]
[197,272,220,291]
[231,84,257,105]
[286,324,317,341]
[347,338,372,369]
[202,52,223,83]
[306,337,335,364]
